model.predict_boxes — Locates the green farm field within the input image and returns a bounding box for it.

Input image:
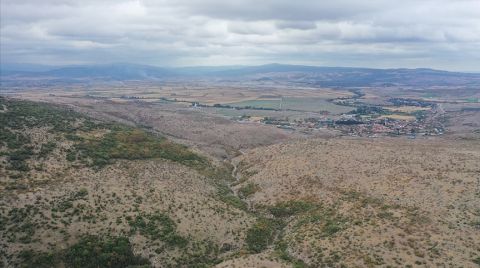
[227,97,354,114]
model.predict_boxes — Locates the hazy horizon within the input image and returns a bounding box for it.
[2,62,480,74]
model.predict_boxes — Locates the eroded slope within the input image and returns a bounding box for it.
[233,138,480,267]
[0,97,255,267]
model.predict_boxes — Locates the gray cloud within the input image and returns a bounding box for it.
[276,21,317,30]
[1,0,479,71]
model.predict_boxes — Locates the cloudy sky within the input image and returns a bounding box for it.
[1,0,479,71]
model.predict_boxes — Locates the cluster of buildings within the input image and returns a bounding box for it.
[260,110,444,138]
[328,117,444,137]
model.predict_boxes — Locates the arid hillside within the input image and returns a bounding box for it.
[1,96,479,268]
[233,138,480,267]
[0,97,258,267]
[12,93,297,159]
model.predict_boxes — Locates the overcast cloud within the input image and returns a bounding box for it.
[1,0,479,71]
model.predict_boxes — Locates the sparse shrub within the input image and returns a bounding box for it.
[66,150,77,162]
[216,184,248,210]
[246,218,282,253]
[269,200,317,218]
[64,235,150,268]
[295,207,347,237]
[128,212,188,248]
[274,240,308,268]
[238,183,260,198]
[7,148,34,172]
[18,250,57,268]
[38,142,56,158]
[74,128,208,169]
[75,188,88,199]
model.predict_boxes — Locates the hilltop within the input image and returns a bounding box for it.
[2,63,480,87]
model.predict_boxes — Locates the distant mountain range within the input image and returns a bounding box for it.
[2,63,480,87]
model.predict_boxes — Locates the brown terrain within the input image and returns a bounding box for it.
[233,137,480,267]
[1,80,479,267]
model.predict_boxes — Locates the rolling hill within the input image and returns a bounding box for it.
[2,63,480,87]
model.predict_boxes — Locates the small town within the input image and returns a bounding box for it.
[254,102,446,137]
